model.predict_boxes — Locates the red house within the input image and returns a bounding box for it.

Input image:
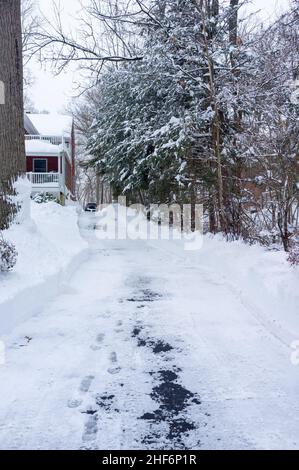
[24,113,76,203]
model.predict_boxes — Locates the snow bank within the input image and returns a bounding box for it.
[0,202,88,335]
[152,228,299,345]
[197,235,299,344]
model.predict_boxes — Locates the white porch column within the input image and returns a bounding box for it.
[62,151,66,195]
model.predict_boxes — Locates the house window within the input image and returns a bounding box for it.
[33,159,48,173]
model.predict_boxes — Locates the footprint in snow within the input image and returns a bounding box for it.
[110,352,117,363]
[67,375,95,409]
[114,321,124,333]
[108,351,121,375]
[90,333,105,351]
[108,367,122,375]
[80,375,95,393]
[82,414,98,442]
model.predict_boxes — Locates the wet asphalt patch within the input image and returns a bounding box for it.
[151,340,173,354]
[132,327,173,354]
[132,327,142,337]
[151,381,193,413]
[127,289,163,303]
[140,367,200,449]
[95,394,118,413]
[81,409,98,416]
[167,419,196,441]
[132,325,200,448]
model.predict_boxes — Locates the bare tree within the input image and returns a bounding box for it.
[22,0,40,58]
[0,0,26,229]
[22,0,41,111]
[25,0,146,85]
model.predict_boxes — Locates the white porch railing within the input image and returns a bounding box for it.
[25,134,71,155]
[27,172,62,186]
[25,134,63,146]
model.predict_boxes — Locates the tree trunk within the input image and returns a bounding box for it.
[96,172,100,205]
[229,0,239,49]
[0,0,26,230]
[214,114,226,232]
[201,0,226,231]
[229,0,242,236]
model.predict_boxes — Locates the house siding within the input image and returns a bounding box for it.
[26,156,59,173]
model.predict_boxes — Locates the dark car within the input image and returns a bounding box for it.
[85,203,97,213]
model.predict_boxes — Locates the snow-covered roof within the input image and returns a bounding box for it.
[24,113,39,135]
[26,113,73,138]
[25,139,61,156]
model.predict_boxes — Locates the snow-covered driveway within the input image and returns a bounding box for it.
[0,218,298,450]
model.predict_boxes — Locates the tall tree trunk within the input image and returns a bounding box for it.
[229,0,239,54]
[201,0,226,231]
[214,113,226,232]
[192,0,226,232]
[0,0,26,230]
[229,0,242,236]
[96,172,100,205]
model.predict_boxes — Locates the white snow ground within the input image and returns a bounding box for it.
[0,201,88,334]
[0,205,299,450]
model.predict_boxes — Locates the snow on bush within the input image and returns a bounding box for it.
[0,234,17,272]
[11,176,32,225]
[32,193,59,204]
[288,246,299,266]
[0,177,30,272]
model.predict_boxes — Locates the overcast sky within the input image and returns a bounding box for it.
[29,0,291,113]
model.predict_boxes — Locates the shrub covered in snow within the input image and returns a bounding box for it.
[32,193,59,204]
[13,177,32,225]
[0,235,17,272]
[288,245,299,266]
